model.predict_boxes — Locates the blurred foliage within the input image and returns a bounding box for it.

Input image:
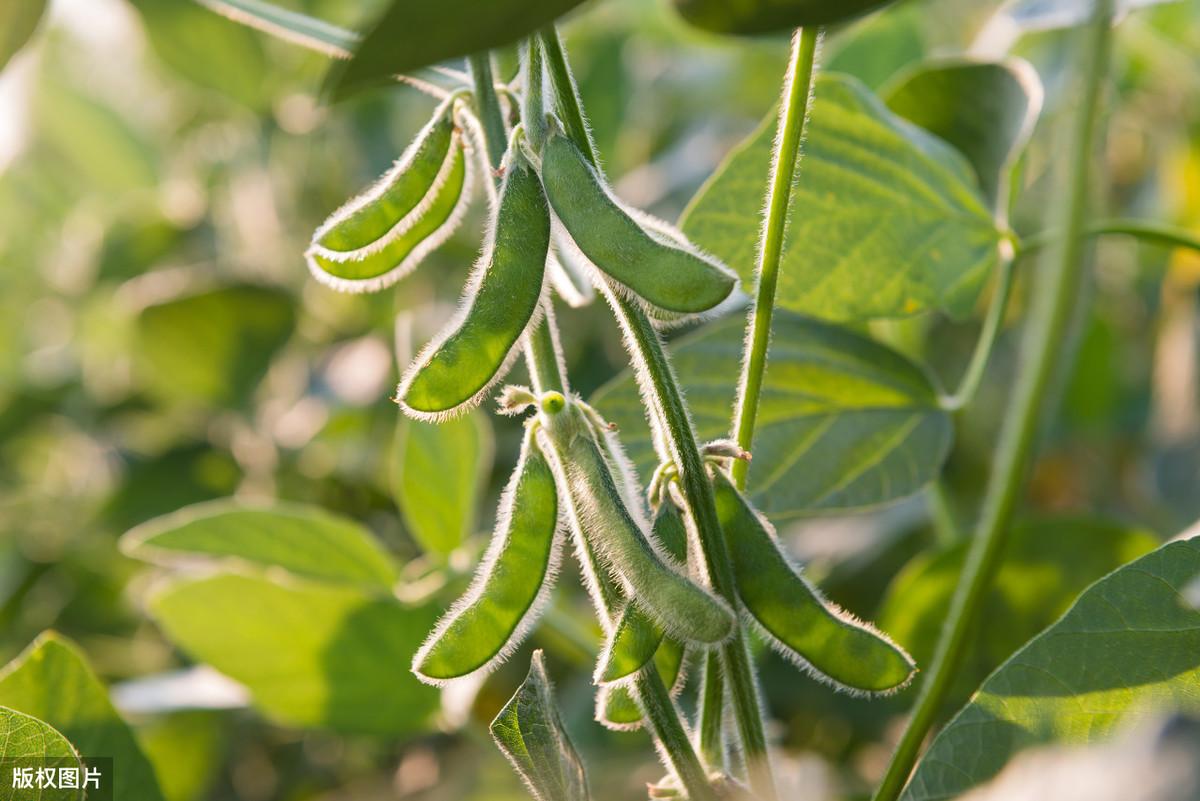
[0,0,1198,799]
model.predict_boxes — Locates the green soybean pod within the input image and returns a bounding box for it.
[307,137,473,293]
[711,471,915,695]
[310,101,457,260]
[540,132,736,315]
[538,397,734,645]
[597,638,687,731]
[672,0,898,34]
[398,152,551,419]
[412,427,561,684]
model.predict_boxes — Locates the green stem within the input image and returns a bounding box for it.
[467,53,508,170]
[938,255,1015,411]
[926,479,961,546]
[1018,218,1200,258]
[635,668,720,801]
[526,313,566,395]
[539,29,777,799]
[731,26,820,489]
[872,3,1116,799]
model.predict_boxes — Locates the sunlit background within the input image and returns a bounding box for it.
[1,0,1199,799]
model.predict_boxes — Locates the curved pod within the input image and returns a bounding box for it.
[673,0,898,34]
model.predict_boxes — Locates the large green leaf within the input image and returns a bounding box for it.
[148,573,439,736]
[393,410,492,557]
[878,518,1158,709]
[0,0,46,74]
[902,535,1200,801]
[591,312,952,519]
[884,58,1043,209]
[330,0,587,98]
[122,501,399,591]
[681,72,1001,322]
[0,633,167,801]
[135,285,295,409]
[490,651,589,801]
[0,706,82,801]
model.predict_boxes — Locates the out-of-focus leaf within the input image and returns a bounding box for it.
[902,535,1200,801]
[592,312,952,519]
[149,573,439,736]
[996,0,1178,34]
[824,8,925,90]
[135,285,295,409]
[0,633,167,801]
[490,651,590,801]
[672,0,899,34]
[137,712,225,801]
[681,73,1001,322]
[393,408,491,557]
[330,0,587,98]
[879,518,1158,709]
[101,444,243,532]
[193,0,359,58]
[884,58,1043,209]
[0,0,46,74]
[122,501,399,590]
[0,706,82,801]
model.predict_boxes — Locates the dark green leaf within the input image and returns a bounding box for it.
[0,0,46,74]
[490,651,590,801]
[672,0,899,34]
[592,312,952,519]
[681,72,1002,322]
[902,535,1200,800]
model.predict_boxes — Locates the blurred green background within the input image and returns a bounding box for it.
[1,0,1199,799]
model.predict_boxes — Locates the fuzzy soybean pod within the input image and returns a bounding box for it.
[540,131,736,315]
[538,394,735,645]
[307,134,473,292]
[398,151,551,419]
[412,427,561,684]
[598,638,687,731]
[711,471,916,695]
[672,0,898,33]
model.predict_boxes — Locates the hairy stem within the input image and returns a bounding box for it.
[731,26,820,488]
[467,54,508,170]
[539,28,777,799]
[635,668,720,801]
[872,3,1116,799]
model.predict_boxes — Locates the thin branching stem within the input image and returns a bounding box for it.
[1018,218,1200,259]
[538,27,778,799]
[872,2,1116,798]
[938,255,1016,411]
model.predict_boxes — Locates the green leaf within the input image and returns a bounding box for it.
[902,535,1200,801]
[122,501,400,590]
[0,633,167,801]
[592,312,952,519]
[671,0,899,33]
[135,285,295,409]
[393,411,492,556]
[148,573,439,736]
[0,0,46,74]
[681,72,1002,322]
[193,0,360,58]
[490,651,590,801]
[879,518,1159,711]
[330,0,587,99]
[884,58,1043,209]
[0,706,82,801]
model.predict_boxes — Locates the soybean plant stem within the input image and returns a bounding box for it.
[872,3,1115,800]
[1018,218,1200,259]
[467,54,508,170]
[938,255,1015,412]
[636,669,720,801]
[731,26,820,489]
[539,28,778,800]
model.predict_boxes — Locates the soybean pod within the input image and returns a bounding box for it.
[398,149,551,418]
[537,393,734,645]
[672,0,898,33]
[412,426,561,684]
[540,131,736,315]
[711,471,916,695]
[307,135,473,292]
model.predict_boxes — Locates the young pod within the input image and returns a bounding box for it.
[540,131,736,315]
[307,131,473,292]
[398,149,551,419]
[597,638,687,731]
[711,471,916,695]
[412,427,561,684]
[537,394,735,645]
[672,0,898,34]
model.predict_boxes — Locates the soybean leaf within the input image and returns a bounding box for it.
[884,58,1043,209]
[681,72,1002,322]
[878,518,1158,711]
[0,0,46,74]
[148,573,439,736]
[135,285,295,409]
[0,706,82,801]
[902,535,1200,801]
[592,312,952,520]
[0,633,167,801]
[672,0,899,33]
[122,501,400,590]
[490,651,590,801]
[193,0,360,58]
[329,0,587,99]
